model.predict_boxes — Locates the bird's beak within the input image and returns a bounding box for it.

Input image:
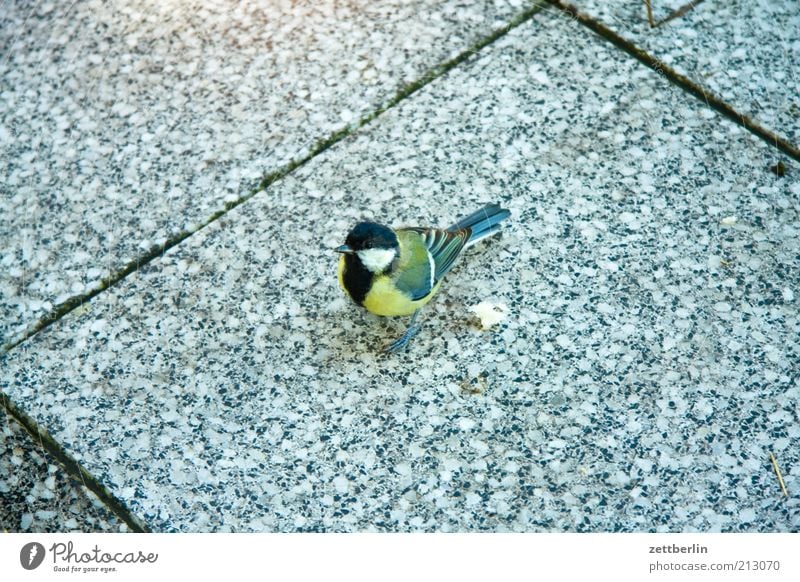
[335,244,354,254]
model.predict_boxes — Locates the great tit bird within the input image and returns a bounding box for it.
[336,202,511,352]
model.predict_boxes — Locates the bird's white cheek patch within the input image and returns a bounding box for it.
[358,248,397,273]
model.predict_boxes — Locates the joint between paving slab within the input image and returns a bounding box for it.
[1,1,548,357]
[1,391,150,532]
[546,0,800,163]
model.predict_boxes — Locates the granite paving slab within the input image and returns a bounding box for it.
[0,406,122,532]
[3,6,798,532]
[0,0,532,346]
[570,0,800,149]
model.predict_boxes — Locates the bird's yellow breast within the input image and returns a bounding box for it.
[337,254,347,291]
[362,275,440,316]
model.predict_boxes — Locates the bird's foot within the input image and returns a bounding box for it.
[384,323,421,353]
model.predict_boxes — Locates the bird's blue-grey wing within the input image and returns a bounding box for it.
[402,227,471,284]
[392,230,437,300]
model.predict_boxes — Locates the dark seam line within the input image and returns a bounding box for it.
[653,1,706,28]
[0,2,549,531]
[1,392,150,532]
[645,0,706,28]
[546,0,800,162]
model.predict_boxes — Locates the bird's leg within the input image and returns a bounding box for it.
[385,310,422,353]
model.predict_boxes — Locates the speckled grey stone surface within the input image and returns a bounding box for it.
[3,6,798,532]
[0,407,122,532]
[572,0,799,147]
[0,0,529,345]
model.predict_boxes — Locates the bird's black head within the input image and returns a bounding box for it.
[337,222,399,275]
[344,222,399,252]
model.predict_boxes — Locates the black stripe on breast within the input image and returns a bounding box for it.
[342,254,372,306]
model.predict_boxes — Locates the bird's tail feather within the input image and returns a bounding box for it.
[447,203,511,247]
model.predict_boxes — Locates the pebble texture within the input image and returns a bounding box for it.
[0,407,123,532]
[0,0,528,345]
[3,6,798,532]
[572,0,799,147]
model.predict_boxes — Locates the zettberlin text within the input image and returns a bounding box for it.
[649,544,708,554]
